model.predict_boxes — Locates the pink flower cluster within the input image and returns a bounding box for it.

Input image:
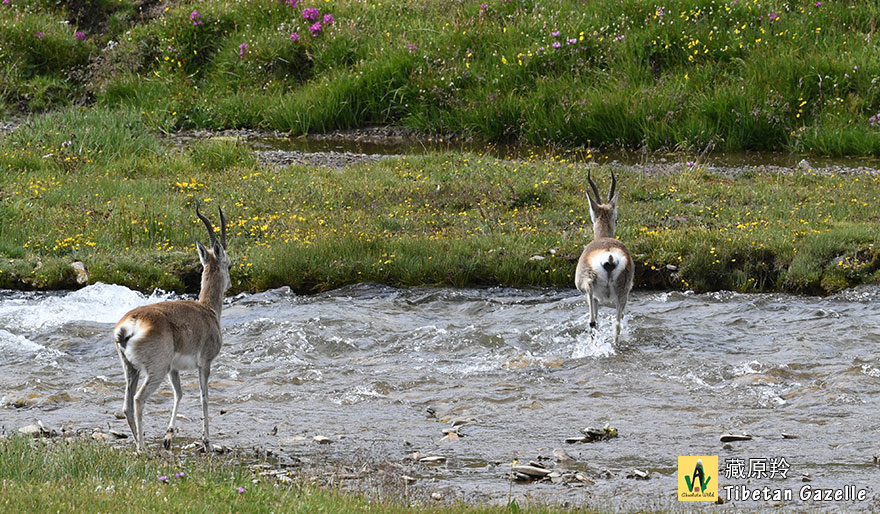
[298,7,334,37]
[302,7,320,21]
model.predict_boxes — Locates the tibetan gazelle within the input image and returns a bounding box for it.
[574,170,634,344]
[113,205,231,451]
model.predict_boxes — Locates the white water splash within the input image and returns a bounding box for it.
[0,329,47,354]
[0,283,175,330]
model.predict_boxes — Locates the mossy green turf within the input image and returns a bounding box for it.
[2,0,880,154]
[2,435,571,514]
[2,108,879,295]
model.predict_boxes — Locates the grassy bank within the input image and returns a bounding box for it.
[2,0,880,154]
[1,435,573,513]
[2,108,879,295]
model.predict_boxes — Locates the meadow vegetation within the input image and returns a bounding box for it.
[1,435,574,513]
[1,0,879,154]
[1,108,879,295]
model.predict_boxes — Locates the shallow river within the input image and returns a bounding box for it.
[1,283,878,510]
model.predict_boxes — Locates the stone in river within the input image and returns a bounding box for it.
[720,433,752,442]
[511,465,551,477]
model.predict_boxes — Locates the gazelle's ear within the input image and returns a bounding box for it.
[196,241,210,267]
[212,239,226,261]
[586,192,600,222]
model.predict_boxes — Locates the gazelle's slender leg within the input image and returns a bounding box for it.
[120,356,140,440]
[198,365,212,450]
[588,292,598,329]
[164,370,183,449]
[133,371,166,452]
[613,295,626,344]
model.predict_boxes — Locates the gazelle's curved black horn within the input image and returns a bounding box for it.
[218,206,227,249]
[196,203,217,247]
[587,168,602,204]
[609,169,617,202]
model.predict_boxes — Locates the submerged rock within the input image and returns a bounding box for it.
[720,433,752,442]
[109,429,128,439]
[19,422,55,438]
[575,424,619,442]
[553,448,575,462]
[627,469,650,480]
[511,465,552,478]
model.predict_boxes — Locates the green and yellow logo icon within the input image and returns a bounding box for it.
[678,456,718,501]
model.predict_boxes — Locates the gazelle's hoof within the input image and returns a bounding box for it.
[163,429,174,450]
[589,321,597,329]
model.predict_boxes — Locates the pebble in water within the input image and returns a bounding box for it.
[419,455,447,465]
[720,433,753,443]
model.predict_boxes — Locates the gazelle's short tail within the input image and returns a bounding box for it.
[601,254,617,274]
[115,326,133,349]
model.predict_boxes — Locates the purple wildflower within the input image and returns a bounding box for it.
[323,13,334,26]
[309,22,322,36]
[686,161,696,167]
[190,10,202,26]
[613,34,625,42]
[158,476,169,483]
[815,1,821,6]
[551,31,560,38]
[302,7,320,21]
[290,32,300,42]
[175,472,186,479]
[567,37,577,45]
[2,0,9,5]
[237,486,246,494]
[537,46,545,52]
[61,140,72,148]
[480,3,488,13]
[406,42,417,53]
[74,31,86,41]
[768,12,777,21]
[869,113,880,128]
[552,41,561,49]
[34,32,45,39]
[285,0,298,6]
[238,43,248,58]
[657,6,665,17]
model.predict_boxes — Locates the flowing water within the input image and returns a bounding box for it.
[1,283,878,510]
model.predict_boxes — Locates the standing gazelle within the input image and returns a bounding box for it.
[574,170,634,344]
[113,205,231,451]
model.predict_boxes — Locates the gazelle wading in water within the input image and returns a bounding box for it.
[574,170,634,344]
[113,205,231,451]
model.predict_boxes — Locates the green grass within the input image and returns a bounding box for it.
[2,435,584,513]
[2,0,880,154]
[2,108,880,295]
